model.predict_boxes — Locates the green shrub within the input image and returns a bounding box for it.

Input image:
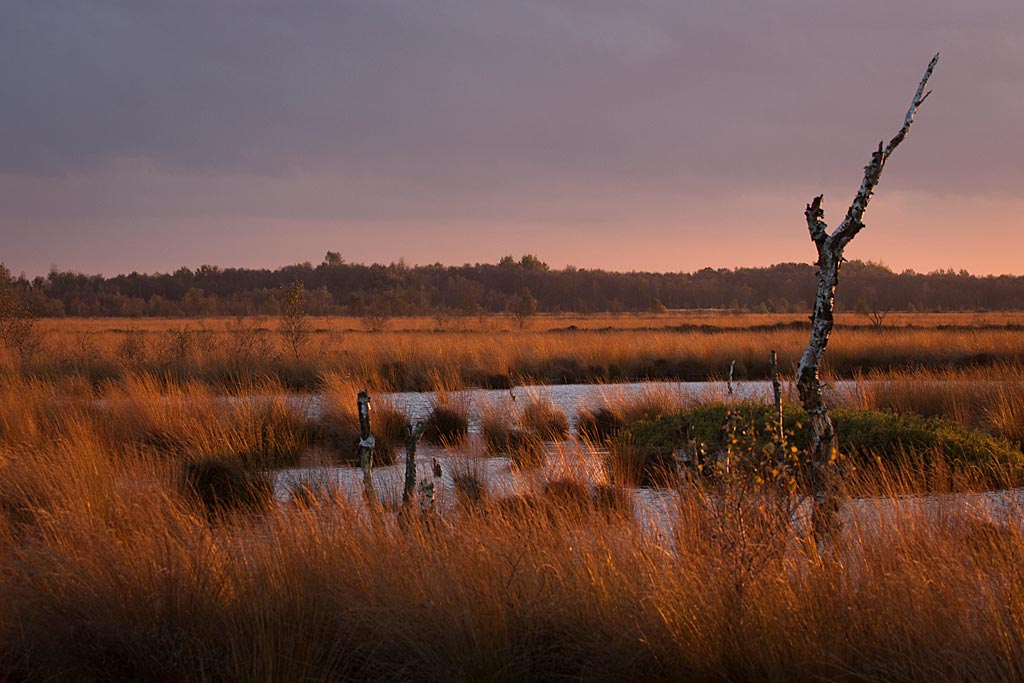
[619,402,1022,484]
[833,408,1019,469]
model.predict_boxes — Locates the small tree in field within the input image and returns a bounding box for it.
[797,55,939,541]
[280,280,310,360]
[512,287,537,329]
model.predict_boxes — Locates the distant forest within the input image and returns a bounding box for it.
[4,253,1023,318]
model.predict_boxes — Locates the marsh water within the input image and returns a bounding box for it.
[267,379,1024,536]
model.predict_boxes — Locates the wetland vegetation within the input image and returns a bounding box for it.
[3,310,1024,679]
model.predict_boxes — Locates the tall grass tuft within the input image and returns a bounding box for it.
[423,375,470,445]
[519,394,569,439]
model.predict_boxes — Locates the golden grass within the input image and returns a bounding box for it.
[3,428,1024,678]
[835,363,1024,445]
[5,314,1024,677]
[7,312,1024,391]
[517,392,569,440]
[2,372,1024,679]
[32,310,1024,335]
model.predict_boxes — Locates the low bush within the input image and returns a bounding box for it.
[423,380,470,446]
[618,402,1023,486]
[479,404,516,453]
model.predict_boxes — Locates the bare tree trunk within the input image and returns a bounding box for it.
[797,54,939,542]
[356,390,377,506]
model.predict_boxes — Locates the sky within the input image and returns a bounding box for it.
[2,1,1022,277]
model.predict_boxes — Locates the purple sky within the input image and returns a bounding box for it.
[2,1,1022,277]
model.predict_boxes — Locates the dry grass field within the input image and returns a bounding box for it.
[2,371,1024,680]
[4,312,1024,679]
[6,311,1024,391]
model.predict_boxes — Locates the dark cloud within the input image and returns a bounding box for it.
[3,2,1020,185]
[1,1,1022,274]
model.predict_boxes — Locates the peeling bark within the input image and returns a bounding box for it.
[797,54,939,541]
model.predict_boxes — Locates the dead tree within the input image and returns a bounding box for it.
[797,54,939,540]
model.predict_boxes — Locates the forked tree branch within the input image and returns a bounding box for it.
[829,53,940,250]
[796,53,939,543]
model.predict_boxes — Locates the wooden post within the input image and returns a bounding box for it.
[770,350,783,442]
[403,421,425,507]
[727,360,735,397]
[356,390,377,505]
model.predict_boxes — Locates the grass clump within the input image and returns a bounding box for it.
[577,383,689,443]
[181,458,274,514]
[479,402,517,452]
[424,405,469,445]
[227,395,317,467]
[479,401,547,468]
[423,380,470,446]
[519,396,569,439]
[576,406,625,443]
[507,431,546,469]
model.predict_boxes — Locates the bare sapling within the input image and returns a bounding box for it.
[797,54,939,541]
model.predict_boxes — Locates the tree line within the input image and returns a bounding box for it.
[3,254,1022,318]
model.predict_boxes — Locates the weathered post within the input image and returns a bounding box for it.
[727,360,735,397]
[797,54,938,543]
[403,421,425,508]
[356,390,377,505]
[769,350,783,442]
